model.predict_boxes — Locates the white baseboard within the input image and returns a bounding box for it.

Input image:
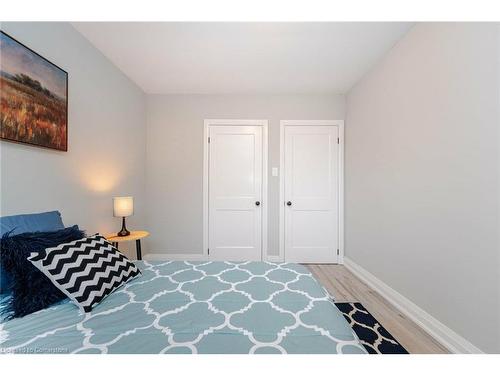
[144,253,283,262]
[144,253,208,261]
[343,257,483,354]
[266,255,284,262]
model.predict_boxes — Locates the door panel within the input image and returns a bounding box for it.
[284,125,339,263]
[209,125,262,261]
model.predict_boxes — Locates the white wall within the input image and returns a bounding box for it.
[345,23,500,353]
[146,94,345,257]
[0,22,147,259]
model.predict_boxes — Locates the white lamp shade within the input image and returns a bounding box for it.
[113,196,134,217]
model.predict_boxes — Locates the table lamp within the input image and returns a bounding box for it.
[113,196,133,236]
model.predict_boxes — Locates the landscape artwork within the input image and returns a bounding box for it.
[0,31,68,151]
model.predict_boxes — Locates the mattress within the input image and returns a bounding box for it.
[0,261,366,354]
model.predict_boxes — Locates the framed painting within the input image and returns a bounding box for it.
[0,30,68,151]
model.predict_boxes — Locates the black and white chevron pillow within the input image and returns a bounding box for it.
[28,234,141,313]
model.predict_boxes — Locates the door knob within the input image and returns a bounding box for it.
[255,201,261,206]
[286,201,292,206]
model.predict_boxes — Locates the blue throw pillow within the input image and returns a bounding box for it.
[0,226,85,320]
[0,211,65,295]
[0,211,65,236]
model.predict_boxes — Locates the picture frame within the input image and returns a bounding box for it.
[0,30,68,151]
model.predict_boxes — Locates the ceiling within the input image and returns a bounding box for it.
[72,22,413,95]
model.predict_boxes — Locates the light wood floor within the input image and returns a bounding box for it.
[306,264,449,354]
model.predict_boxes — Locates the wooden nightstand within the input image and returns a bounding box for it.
[106,230,149,260]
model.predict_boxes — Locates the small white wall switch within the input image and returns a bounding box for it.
[272,167,279,177]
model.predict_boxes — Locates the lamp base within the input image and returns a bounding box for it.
[117,229,130,237]
[117,217,130,237]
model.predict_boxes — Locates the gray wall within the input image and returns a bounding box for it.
[0,22,147,259]
[146,94,345,256]
[3,21,499,352]
[345,23,500,353]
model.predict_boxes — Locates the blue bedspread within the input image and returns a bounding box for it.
[0,261,366,354]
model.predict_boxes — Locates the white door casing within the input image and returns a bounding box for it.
[279,120,344,264]
[203,120,268,261]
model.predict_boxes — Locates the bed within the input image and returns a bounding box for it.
[0,260,367,354]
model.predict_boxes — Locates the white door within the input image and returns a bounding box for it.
[208,125,263,261]
[284,125,339,263]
